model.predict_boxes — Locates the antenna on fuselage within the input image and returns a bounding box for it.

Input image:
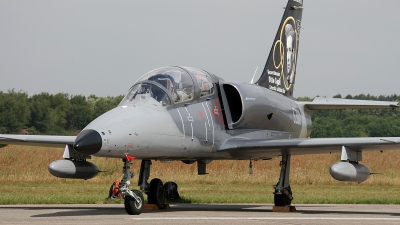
[250,66,258,84]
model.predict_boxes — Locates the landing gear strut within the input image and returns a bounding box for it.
[117,156,145,215]
[138,160,166,208]
[274,152,293,206]
[108,158,166,214]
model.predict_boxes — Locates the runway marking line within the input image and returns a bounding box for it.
[128,217,400,221]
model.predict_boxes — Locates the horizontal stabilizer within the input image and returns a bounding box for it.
[298,97,399,110]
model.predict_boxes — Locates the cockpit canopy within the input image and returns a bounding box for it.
[120,66,216,107]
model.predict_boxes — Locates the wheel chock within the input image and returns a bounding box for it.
[144,204,159,210]
[272,206,296,212]
[143,204,170,210]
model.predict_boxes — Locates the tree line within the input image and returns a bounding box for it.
[1,90,400,137]
[0,90,123,135]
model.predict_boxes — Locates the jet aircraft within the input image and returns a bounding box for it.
[1,0,400,215]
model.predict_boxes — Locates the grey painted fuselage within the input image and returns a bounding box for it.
[85,70,311,161]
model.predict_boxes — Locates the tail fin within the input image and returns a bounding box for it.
[255,0,304,98]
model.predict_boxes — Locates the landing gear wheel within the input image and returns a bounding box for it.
[124,190,144,215]
[274,194,291,206]
[147,178,165,208]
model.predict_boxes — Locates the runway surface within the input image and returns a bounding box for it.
[1,204,400,225]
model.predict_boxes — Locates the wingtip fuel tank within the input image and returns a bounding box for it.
[329,162,370,183]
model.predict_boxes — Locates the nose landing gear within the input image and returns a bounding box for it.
[107,157,166,215]
[106,156,145,215]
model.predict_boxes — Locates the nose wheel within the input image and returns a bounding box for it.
[124,190,144,215]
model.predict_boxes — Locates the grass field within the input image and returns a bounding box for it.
[1,145,400,204]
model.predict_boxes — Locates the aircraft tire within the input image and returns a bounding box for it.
[274,194,291,206]
[124,190,144,215]
[147,178,165,208]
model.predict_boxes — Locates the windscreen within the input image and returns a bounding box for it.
[120,83,171,107]
[137,67,194,103]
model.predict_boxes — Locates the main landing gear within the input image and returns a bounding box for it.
[274,152,293,207]
[107,157,166,215]
[138,160,166,209]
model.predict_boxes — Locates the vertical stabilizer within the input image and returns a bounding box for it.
[255,0,303,98]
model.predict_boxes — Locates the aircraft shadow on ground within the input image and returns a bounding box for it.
[1,204,400,217]
[20,206,126,217]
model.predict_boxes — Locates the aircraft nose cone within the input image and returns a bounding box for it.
[73,129,102,155]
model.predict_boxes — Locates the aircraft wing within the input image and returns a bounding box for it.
[298,97,399,110]
[0,134,76,148]
[218,137,400,158]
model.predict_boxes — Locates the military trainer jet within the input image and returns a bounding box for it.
[1,0,400,215]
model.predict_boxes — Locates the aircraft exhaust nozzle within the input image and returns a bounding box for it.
[73,129,102,155]
[48,160,99,180]
[329,162,370,183]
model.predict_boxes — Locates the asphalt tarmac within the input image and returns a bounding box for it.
[1,204,400,225]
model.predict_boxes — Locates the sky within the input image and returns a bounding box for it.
[1,0,400,98]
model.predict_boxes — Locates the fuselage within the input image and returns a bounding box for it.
[78,66,312,160]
